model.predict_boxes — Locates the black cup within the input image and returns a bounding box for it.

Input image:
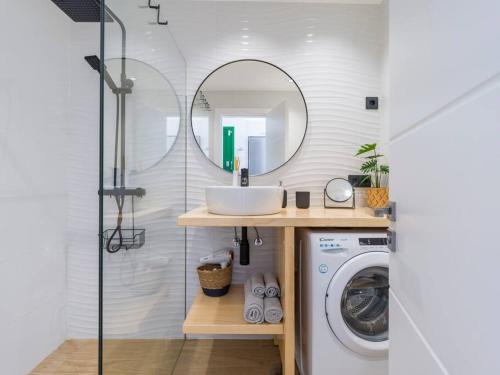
[296,191,310,209]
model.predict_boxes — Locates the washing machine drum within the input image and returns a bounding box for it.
[326,252,389,357]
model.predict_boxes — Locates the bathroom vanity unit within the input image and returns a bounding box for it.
[178,206,389,375]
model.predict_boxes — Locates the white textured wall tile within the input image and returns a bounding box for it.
[0,1,70,373]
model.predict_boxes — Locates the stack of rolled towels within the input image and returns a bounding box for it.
[244,272,283,324]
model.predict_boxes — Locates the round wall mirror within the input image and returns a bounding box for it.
[191,60,308,176]
[104,58,180,179]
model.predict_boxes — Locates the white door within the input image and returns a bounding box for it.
[388,1,500,374]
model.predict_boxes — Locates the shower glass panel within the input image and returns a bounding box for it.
[101,1,186,373]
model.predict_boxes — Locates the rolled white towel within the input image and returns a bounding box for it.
[264,272,281,298]
[250,272,266,298]
[264,297,283,324]
[244,279,264,324]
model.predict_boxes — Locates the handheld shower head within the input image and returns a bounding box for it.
[84,55,119,92]
[84,55,101,72]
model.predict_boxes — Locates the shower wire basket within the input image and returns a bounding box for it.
[102,194,146,251]
[102,228,146,251]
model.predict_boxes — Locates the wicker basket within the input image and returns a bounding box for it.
[197,259,233,297]
[367,187,389,208]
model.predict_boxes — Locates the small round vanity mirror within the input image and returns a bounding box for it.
[191,60,308,176]
[104,58,180,177]
[326,178,354,202]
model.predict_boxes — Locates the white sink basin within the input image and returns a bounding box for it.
[206,186,284,216]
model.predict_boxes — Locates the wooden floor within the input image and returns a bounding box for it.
[30,339,282,375]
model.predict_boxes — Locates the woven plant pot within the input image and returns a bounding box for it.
[197,261,233,297]
[367,187,389,208]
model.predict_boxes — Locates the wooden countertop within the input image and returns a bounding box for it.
[177,206,389,228]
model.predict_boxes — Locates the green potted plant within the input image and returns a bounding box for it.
[355,143,390,208]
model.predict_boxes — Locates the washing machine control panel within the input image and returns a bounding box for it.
[359,237,387,246]
[316,234,388,251]
[317,236,351,250]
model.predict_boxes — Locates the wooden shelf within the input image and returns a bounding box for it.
[178,206,390,228]
[183,285,284,335]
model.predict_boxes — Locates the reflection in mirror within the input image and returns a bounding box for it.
[326,178,354,202]
[191,60,307,176]
[104,58,180,182]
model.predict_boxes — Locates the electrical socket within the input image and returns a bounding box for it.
[366,97,379,110]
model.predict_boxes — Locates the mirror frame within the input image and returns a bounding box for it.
[190,59,308,176]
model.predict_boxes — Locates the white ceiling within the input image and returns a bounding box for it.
[201,61,298,91]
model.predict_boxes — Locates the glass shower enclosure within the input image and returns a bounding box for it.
[99,1,186,373]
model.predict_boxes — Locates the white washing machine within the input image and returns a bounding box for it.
[295,228,389,375]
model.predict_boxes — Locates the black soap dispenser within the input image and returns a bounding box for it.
[281,181,287,208]
[240,168,249,187]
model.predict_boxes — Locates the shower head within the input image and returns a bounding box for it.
[84,55,101,72]
[51,0,112,22]
[84,55,119,92]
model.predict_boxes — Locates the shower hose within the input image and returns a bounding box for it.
[106,93,125,253]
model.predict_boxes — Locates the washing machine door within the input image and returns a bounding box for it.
[325,251,389,357]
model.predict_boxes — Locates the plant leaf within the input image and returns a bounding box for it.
[359,175,372,186]
[379,165,390,174]
[360,159,377,173]
[365,154,384,159]
[355,143,377,156]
